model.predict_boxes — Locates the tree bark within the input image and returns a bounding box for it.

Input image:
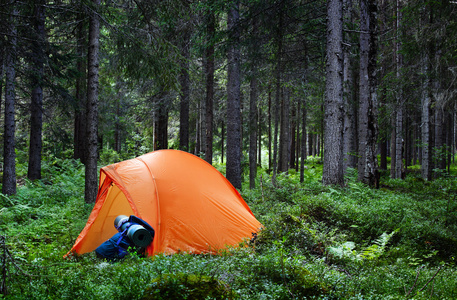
[74,10,87,162]
[393,0,403,179]
[421,88,432,180]
[308,132,313,157]
[272,5,284,184]
[249,72,258,189]
[342,0,357,172]
[421,21,432,180]
[0,46,3,129]
[434,107,445,171]
[179,30,190,152]
[433,49,446,174]
[258,105,262,167]
[378,0,388,171]
[154,95,169,150]
[226,0,242,190]
[322,0,344,186]
[446,112,452,172]
[390,120,396,178]
[205,11,215,164]
[358,0,379,187]
[278,88,290,173]
[300,97,307,183]
[2,6,18,196]
[268,87,272,171]
[295,100,300,171]
[290,101,296,170]
[220,120,224,164]
[194,100,201,155]
[85,0,101,204]
[114,80,123,152]
[28,0,46,180]
[248,14,259,189]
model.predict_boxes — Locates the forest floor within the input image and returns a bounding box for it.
[1,155,456,299]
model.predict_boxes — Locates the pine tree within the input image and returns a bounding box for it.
[85,0,101,203]
[226,0,242,190]
[322,0,344,186]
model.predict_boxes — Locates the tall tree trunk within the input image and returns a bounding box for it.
[394,106,403,179]
[380,140,387,170]
[390,122,396,178]
[452,107,457,163]
[268,87,272,171]
[272,6,284,184]
[74,11,87,162]
[2,6,18,196]
[258,105,262,167]
[414,113,420,165]
[394,0,403,179]
[205,11,215,164]
[343,0,357,172]
[114,80,123,152]
[194,100,201,155]
[249,72,258,189]
[194,100,200,154]
[179,30,190,152]
[405,115,410,169]
[279,88,290,173]
[322,0,344,186]
[220,120,224,164]
[308,131,313,157]
[28,0,46,180]
[421,91,432,180]
[446,112,452,173]
[295,100,300,171]
[300,97,307,183]
[249,15,259,189]
[299,47,309,183]
[434,107,445,171]
[433,49,446,174]
[0,47,3,113]
[200,82,207,154]
[358,0,379,187]
[290,102,296,170]
[378,0,388,171]
[85,0,101,204]
[226,0,242,190]
[154,95,169,150]
[421,30,432,180]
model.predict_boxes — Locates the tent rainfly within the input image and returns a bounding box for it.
[67,150,262,257]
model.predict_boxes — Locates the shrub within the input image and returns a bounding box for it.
[142,273,237,300]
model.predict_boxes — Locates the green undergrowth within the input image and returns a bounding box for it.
[1,156,456,299]
[142,273,237,299]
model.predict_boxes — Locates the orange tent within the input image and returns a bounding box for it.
[67,150,262,257]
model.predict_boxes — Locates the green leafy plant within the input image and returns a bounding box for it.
[2,157,457,300]
[142,273,237,300]
[327,231,397,262]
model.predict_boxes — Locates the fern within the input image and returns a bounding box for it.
[328,231,396,262]
[361,231,397,260]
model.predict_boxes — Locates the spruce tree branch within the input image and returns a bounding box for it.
[344,29,369,34]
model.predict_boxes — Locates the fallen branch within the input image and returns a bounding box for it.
[417,265,444,294]
[406,265,424,298]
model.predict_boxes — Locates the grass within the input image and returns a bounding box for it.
[1,154,456,299]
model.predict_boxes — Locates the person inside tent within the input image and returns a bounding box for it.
[95,215,155,260]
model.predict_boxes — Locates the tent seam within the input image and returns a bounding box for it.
[136,156,161,254]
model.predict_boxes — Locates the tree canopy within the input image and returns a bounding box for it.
[0,0,456,194]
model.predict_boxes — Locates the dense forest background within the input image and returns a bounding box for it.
[1,1,457,299]
[1,0,456,201]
